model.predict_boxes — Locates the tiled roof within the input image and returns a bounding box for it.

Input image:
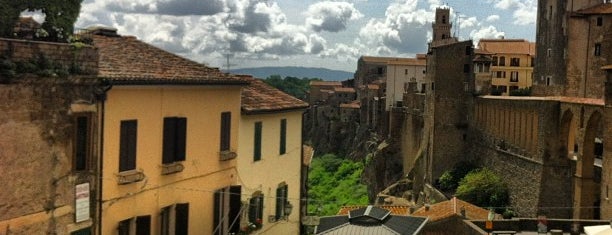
[339,101,360,109]
[337,205,411,216]
[367,84,380,90]
[480,95,604,106]
[92,34,246,85]
[311,81,343,86]
[411,198,491,222]
[334,87,355,93]
[478,39,536,56]
[387,58,426,66]
[575,3,612,14]
[317,206,428,235]
[241,77,309,114]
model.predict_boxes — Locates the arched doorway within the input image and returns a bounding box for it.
[574,111,603,219]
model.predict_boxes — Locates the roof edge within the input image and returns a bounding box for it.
[105,78,249,86]
[242,105,309,115]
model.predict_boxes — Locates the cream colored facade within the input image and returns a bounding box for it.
[385,59,426,110]
[478,39,536,96]
[237,111,303,234]
[101,85,242,234]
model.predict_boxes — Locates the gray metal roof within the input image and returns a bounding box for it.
[315,206,428,235]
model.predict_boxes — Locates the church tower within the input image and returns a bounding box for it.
[432,7,452,42]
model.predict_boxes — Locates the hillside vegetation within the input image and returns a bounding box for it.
[307,153,369,216]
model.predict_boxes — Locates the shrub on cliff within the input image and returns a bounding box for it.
[455,168,509,213]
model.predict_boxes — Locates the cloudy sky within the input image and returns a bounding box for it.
[73,0,537,72]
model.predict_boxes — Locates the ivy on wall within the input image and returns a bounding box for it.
[0,0,83,42]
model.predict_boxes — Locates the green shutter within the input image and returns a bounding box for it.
[254,122,262,161]
[280,119,287,155]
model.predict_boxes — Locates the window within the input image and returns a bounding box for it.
[119,120,137,172]
[74,115,90,171]
[496,71,506,78]
[160,207,171,235]
[275,183,289,220]
[220,112,231,151]
[421,84,426,93]
[484,63,490,72]
[214,186,242,235]
[279,119,287,155]
[595,43,601,56]
[463,64,470,73]
[404,69,408,75]
[492,56,498,66]
[499,56,506,66]
[249,192,264,227]
[597,16,603,26]
[70,228,91,235]
[442,15,446,24]
[136,216,151,235]
[510,58,520,67]
[175,203,189,235]
[162,117,187,164]
[547,48,552,57]
[118,218,131,235]
[254,122,262,161]
[377,67,383,75]
[510,71,519,82]
[546,76,552,86]
[431,82,435,90]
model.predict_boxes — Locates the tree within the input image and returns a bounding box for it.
[0,0,83,42]
[263,75,321,100]
[455,168,509,213]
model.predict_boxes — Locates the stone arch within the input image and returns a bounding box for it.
[559,109,576,159]
[574,110,603,219]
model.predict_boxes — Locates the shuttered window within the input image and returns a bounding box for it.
[175,203,189,235]
[117,219,131,235]
[119,120,137,172]
[220,112,231,151]
[254,122,262,161]
[136,215,151,235]
[249,192,264,225]
[279,119,287,155]
[74,116,90,171]
[160,207,170,235]
[275,183,288,220]
[213,186,242,235]
[162,117,187,164]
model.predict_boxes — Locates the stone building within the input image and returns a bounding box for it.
[385,57,426,110]
[0,36,101,234]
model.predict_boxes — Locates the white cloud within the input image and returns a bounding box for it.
[470,25,505,45]
[305,1,363,32]
[489,0,536,25]
[486,15,500,22]
[459,16,478,29]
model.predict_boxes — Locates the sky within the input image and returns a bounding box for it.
[68,0,537,72]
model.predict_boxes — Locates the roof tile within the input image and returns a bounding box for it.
[241,77,309,114]
[478,39,536,56]
[411,198,490,222]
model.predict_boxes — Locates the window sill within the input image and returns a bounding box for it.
[219,150,237,161]
[117,170,145,185]
[161,162,184,175]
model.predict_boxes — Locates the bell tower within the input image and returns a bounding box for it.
[432,7,452,42]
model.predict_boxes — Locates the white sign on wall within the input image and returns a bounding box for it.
[75,183,90,223]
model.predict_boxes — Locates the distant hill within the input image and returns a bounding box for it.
[230,66,354,81]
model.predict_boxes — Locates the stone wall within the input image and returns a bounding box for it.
[0,38,98,75]
[0,39,100,234]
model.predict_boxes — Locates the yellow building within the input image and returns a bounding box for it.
[92,28,248,234]
[477,39,536,95]
[238,77,308,234]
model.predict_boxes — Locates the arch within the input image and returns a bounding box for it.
[575,110,603,219]
[559,109,575,159]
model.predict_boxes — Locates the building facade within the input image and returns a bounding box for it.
[238,78,308,234]
[477,39,536,95]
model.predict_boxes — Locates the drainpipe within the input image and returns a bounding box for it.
[96,80,112,235]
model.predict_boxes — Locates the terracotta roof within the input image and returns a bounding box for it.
[92,34,246,85]
[416,54,427,60]
[367,84,380,90]
[387,58,426,66]
[311,81,342,86]
[477,39,536,56]
[337,205,411,216]
[14,17,41,30]
[411,198,490,222]
[339,101,360,109]
[602,65,612,70]
[334,87,355,93]
[480,95,604,106]
[575,3,612,14]
[241,77,309,114]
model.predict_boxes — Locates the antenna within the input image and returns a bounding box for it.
[223,53,237,73]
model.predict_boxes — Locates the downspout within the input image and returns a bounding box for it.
[96,81,112,235]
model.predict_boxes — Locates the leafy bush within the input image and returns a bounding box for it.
[438,161,479,192]
[455,168,509,213]
[509,87,532,96]
[307,153,369,215]
[264,75,321,100]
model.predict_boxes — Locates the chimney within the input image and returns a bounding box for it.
[86,25,119,37]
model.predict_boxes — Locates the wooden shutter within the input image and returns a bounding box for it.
[162,117,176,164]
[213,190,222,235]
[160,207,170,235]
[75,116,89,170]
[117,219,131,235]
[254,122,262,161]
[280,119,287,155]
[276,184,288,219]
[119,120,137,172]
[175,203,189,235]
[175,117,187,161]
[136,215,151,235]
[229,186,242,234]
[249,193,264,224]
[220,112,231,151]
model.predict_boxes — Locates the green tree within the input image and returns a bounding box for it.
[307,153,368,216]
[455,168,510,213]
[263,75,321,100]
[438,161,479,192]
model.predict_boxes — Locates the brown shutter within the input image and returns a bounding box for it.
[175,117,187,161]
[229,186,242,234]
[280,119,287,155]
[220,112,231,151]
[175,203,189,235]
[136,215,151,235]
[162,117,176,164]
[119,120,137,171]
[75,116,89,170]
